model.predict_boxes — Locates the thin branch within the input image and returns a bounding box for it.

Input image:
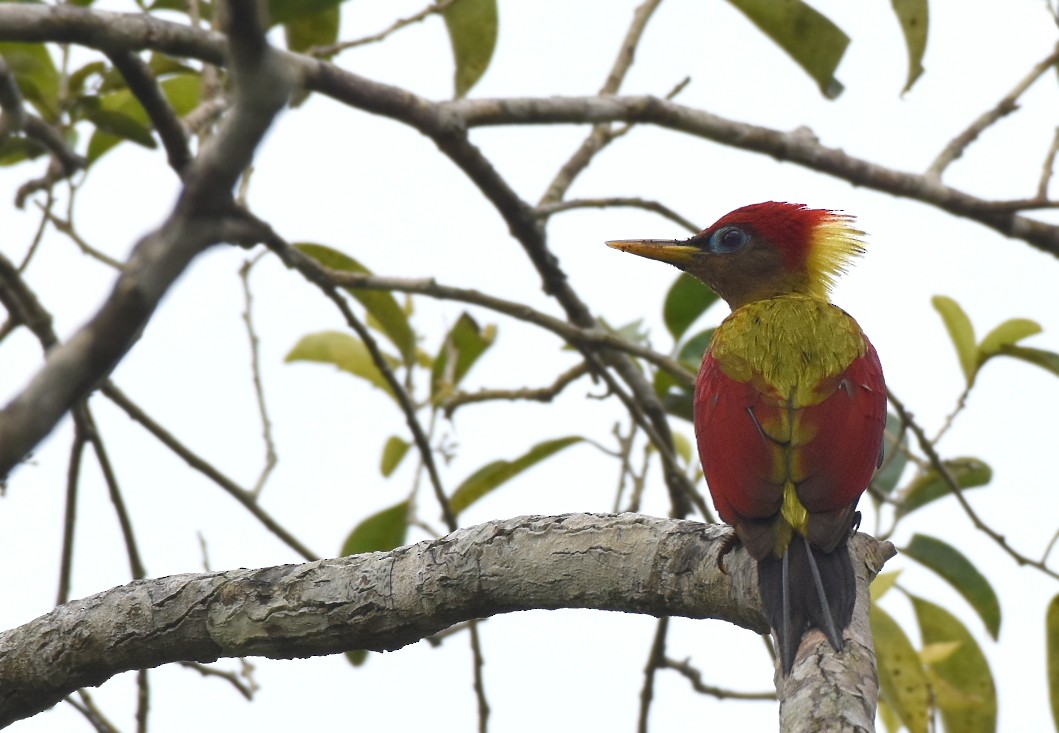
[18,184,56,272]
[1038,126,1059,200]
[239,256,277,497]
[637,615,669,733]
[441,362,591,417]
[540,0,665,206]
[38,209,124,269]
[310,0,457,58]
[100,382,319,562]
[57,420,87,605]
[927,43,1059,179]
[0,4,292,478]
[135,668,148,733]
[468,620,490,733]
[661,656,775,700]
[105,49,192,175]
[311,267,694,387]
[889,392,1059,580]
[65,690,120,733]
[533,196,700,234]
[78,403,147,580]
[178,662,256,701]
[254,225,458,532]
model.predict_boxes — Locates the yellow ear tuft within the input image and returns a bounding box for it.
[806,213,866,297]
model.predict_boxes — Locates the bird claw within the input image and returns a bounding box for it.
[717,530,741,574]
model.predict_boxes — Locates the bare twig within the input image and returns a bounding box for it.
[0,3,292,478]
[239,256,277,497]
[101,382,319,562]
[534,196,700,234]
[441,362,591,416]
[255,227,458,531]
[468,621,490,733]
[313,268,694,387]
[661,657,775,700]
[178,661,256,701]
[57,421,87,605]
[38,209,124,270]
[65,689,120,733]
[135,668,149,733]
[78,403,147,580]
[637,615,669,733]
[889,392,1059,580]
[1038,126,1059,199]
[311,0,458,58]
[927,43,1059,180]
[540,0,665,206]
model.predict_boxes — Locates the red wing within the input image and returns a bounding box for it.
[792,339,886,512]
[694,351,785,524]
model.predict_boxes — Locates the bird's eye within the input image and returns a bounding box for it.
[709,226,749,254]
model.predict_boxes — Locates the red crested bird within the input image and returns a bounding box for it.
[608,202,886,675]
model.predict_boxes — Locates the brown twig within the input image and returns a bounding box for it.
[927,43,1059,180]
[310,0,457,58]
[889,392,1059,581]
[1038,126,1059,200]
[178,661,256,701]
[661,656,775,700]
[533,196,700,234]
[101,382,319,562]
[57,420,87,605]
[238,256,277,497]
[441,362,591,416]
[637,615,669,733]
[38,209,123,270]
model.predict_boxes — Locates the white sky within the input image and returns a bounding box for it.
[1,0,1058,731]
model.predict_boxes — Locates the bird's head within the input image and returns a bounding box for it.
[607,202,865,310]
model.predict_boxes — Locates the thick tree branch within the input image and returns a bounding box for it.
[0,513,893,730]
[0,7,291,478]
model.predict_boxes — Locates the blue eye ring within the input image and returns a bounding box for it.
[708,226,749,254]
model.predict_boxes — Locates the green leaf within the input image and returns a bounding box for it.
[902,534,1001,639]
[449,436,583,515]
[431,313,495,401]
[285,5,340,54]
[911,595,997,733]
[1047,594,1059,731]
[0,136,47,167]
[380,436,411,477]
[160,74,201,116]
[870,570,901,602]
[285,330,395,398]
[932,295,977,385]
[295,243,417,364]
[996,343,1059,379]
[267,0,344,26]
[725,0,849,98]
[896,457,991,519]
[345,649,369,667]
[442,0,498,97]
[978,317,1041,359]
[891,0,928,93]
[340,500,409,556]
[871,605,930,733]
[0,42,60,121]
[86,108,158,149]
[877,700,902,733]
[677,327,715,368]
[85,74,200,164]
[873,411,909,495]
[671,432,693,466]
[663,274,718,340]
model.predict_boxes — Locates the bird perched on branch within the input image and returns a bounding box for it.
[608,202,886,675]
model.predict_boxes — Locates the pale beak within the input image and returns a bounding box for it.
[606,239,699,267]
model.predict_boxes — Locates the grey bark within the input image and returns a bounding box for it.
[0,513,893,730]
